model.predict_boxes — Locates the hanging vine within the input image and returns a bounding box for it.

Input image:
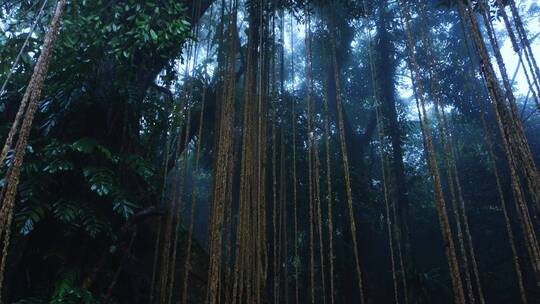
[398,1,466,303]
[417,3,483,303]
[327,3,366,303]
[360,1,401,302]
[458,0,540,282]
[0,1,68,300]
[207,0,239,302]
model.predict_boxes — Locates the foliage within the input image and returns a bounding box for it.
[12,134,160,237]
[57,0,191,82]
[0,0,194,301]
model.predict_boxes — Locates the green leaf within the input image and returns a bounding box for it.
[123,154,154,181]
[44,159,74,173]
[72,137,98,153]
[150,29,158,41]
[96,144,117,162]
[113,199,138,220]
[15,204,47,236]
[21,218,35,236]
[52,200,79,223]
[72,138,117,162]
[83,167,115,196]
[52,268,79,299]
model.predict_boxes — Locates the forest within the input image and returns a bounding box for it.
[0,0,539,303]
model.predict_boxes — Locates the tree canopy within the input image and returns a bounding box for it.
[0,0,539,303]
